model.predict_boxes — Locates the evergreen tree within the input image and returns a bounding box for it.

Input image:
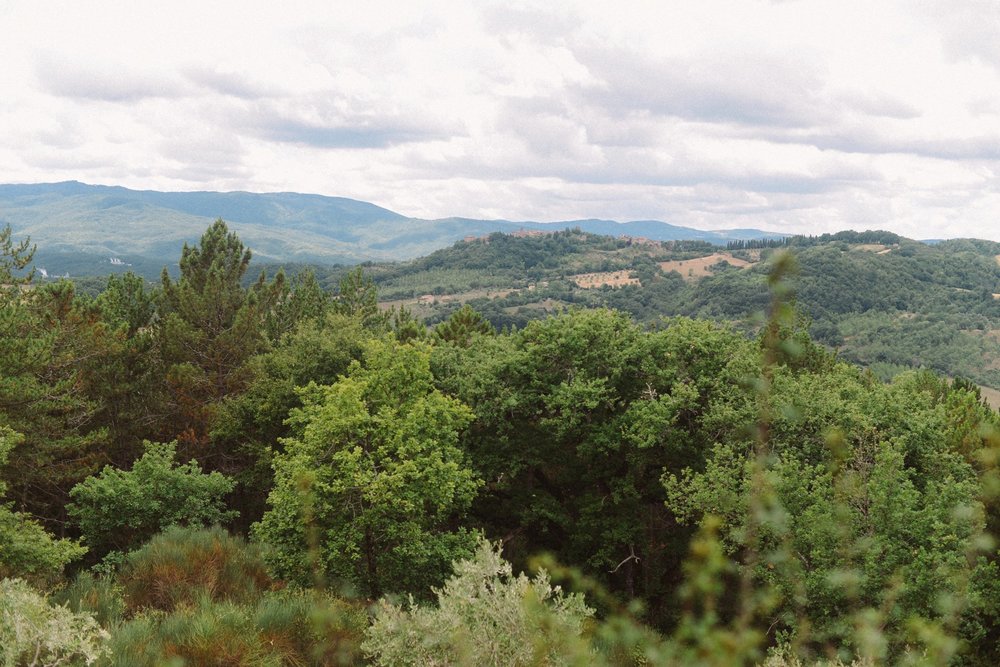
[158,219,284,460]
[434,304,494,347]
[332,266,388,330]
[0,280,111,527]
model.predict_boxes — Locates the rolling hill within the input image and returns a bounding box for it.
[10,181,997,399]
[0,181,783,277]
[302,229,1000,397]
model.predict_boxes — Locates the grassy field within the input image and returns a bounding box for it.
[658,252,754,281]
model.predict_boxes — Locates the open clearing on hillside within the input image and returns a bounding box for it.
[995,254,1000,266]
[659,252,754,281]
[980,386,1000,410]
[380,285,532,315]
[851,243,897,255]
[571,270,639,288]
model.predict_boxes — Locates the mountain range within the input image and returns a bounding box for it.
[0,181,783,276]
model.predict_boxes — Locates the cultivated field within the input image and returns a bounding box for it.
[659,252,754,281]
[570,270,639,288]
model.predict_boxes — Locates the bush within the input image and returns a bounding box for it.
[67,441,237,556]
[105,590,366,667]
[0,577,110,667]
[119,525,273,613]
[364,538,594,666]
[0,426,86,585]
[52,571,125,629]
[0,504,87,588]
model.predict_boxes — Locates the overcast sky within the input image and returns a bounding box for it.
[2,1,999,240]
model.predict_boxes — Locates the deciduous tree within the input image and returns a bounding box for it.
[254,338,481,597]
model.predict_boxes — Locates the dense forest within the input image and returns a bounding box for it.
[4,221,1000,665]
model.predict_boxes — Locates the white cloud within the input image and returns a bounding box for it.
[0,0,999,240]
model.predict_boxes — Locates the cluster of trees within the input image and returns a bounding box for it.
[726,238,790,250]
[3,221,1000,665]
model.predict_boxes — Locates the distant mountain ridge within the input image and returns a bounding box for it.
[0,181,784,277]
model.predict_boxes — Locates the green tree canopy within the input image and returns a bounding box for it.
[0,427,85,586]
[68,441,236,557]
[254,338,482,597]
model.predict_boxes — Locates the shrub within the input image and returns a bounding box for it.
[0,577,110,667]
[364,538,594,666]
[119,525,273,613]
[0,504,87,588]
[52,571,125,629]
[105,590,366,667]
[67,441,237,556]
[0,427,86,585]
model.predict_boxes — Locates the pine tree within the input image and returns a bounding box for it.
[158,219,284,461]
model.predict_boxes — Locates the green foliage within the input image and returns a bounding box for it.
[332,266,388,330]
[660,256,1000,662]
[389,304,427,343]
[0,506,86,589]
[0,577,110,667]
[433,304,494,347]
[254,338,482,596]
[211,311,371,527]
[94,272,155,337]
[158,218,285,453]
[0,280,112,526]
[364,538,595,666]
[88,273,162,468]
[118,526,272,613]
[105,589,366,667]
[0,224,35,289]
[264,268,331,342]
[8,218,1000,664]
[0,427,85,586]
[332,230,1000,395]
[432,308,755,619]
[102,525,367,666]
[52,571,126,630]
[67,442,237,556]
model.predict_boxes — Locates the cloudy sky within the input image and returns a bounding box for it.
[2,1,999,239]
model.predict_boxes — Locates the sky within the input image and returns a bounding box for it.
[2,0,999,240]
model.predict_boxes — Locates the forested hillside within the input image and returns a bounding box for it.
[4,221,1000,665]
[0,181,781,275]
[295,229,1000,397]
